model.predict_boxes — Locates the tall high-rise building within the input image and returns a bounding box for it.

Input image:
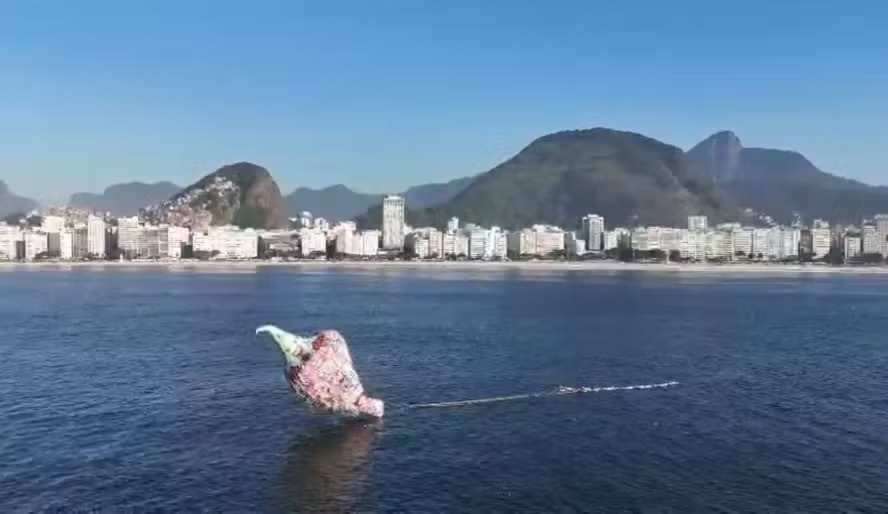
[863,222,879,255]
[447,217,460,233]
[87,215,106,258]
[381,195,405,249]
[581,214,605,252]
[811,220,831,259]
[845,235,862,262]
[117,216,141,259]
[688,215,708,232]
[875,214,888,257]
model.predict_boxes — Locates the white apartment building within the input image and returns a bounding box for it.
[731,227,754,256]
[299,228,327,257]
[782,228,801,258]
[442,231,469,257]
[752,228,771,257]
[507,225,564,258]
[467,228,489,259]
[23,232,48,260]
[59,229,73,260]
[565,232,584,257]
[875,215,888,257]
[117,216,141,258]
[447,217,460,233]
[688,215,708,232]
[41,215,66,234]
[158,225,190,258]
[72,226,89,259]
[382,195,406,249]
[845,236,862,262]
[679,229,705,260]
[863,224,879,255]
[581,214,605,252]
[406,233,432,259]
[0,224,22,260]
[358,230,380,257]
[87,215,106,258]
[604,228,630,251]
[811,226,831,259]
[705,230,734,260]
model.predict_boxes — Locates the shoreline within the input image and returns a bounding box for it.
[2,259,888,275]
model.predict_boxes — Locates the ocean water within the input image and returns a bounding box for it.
[3,266,888,512]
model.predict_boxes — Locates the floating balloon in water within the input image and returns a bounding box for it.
[256,325,385,418]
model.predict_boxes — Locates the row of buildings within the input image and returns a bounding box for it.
[5,192,888,263]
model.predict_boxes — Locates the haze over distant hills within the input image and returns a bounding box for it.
[69,182,181,215]
[0,181,39,217]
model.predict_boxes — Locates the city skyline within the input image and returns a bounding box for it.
[2,0,887,202]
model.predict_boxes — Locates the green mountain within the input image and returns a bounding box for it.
[360,128,737,229]
[143,162,287,229]
[0,181,39,218]
[69,181,181,215]
[687,131,888,223]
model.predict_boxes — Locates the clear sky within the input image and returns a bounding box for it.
[1,0,886,203]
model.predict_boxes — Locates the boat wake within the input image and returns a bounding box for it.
[406,381,679,410]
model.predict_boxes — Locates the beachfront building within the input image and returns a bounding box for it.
[117,216,141,259]
[782,228,801,258]
[87,215,106,258]
[404,228,442,259]
[23,231,48,260]
[382,195,406,250]
[845,235,862,262]
[604,228,630,252]
[704,230,733,260]
[72,226,89,259]
[507,225,564,258]
[447,217,460,233]
[299,228,327,257]
[442,231,469,258]
[811,220,831,259]
[565,232,584,257]
[59,229,73,260]
[862,223,879,255]
[158,225,190,258]
[731,227,755,257]
[876,215,888,257]
[0,224,22,260]
[581,214,605,252]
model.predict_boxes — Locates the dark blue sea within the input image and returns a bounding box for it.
[3,266,888,512]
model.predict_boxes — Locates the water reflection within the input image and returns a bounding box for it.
[278,419,381,512]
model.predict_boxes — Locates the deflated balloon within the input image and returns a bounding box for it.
[256,325,384,418]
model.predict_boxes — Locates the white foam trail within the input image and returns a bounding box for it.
[407,381,679,409]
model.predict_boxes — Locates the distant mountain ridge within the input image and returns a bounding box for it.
[69,182,181,215]
[284,176,475,221]
[0,181,39,217]
[687,131,888,223]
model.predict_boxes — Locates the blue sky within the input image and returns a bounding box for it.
[1,0,886,203]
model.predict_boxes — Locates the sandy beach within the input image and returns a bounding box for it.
[2,259,888,275]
